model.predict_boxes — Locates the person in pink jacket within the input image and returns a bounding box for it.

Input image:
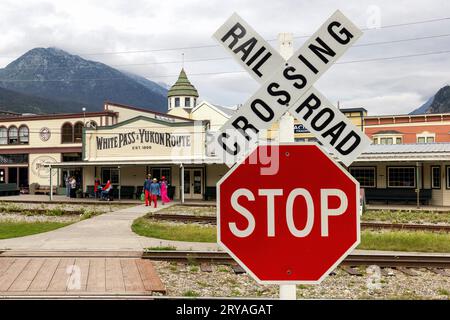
[160,176,171,205]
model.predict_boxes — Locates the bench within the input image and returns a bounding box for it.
[136,186,143,199]
[84,185,95,198]
[204,186,216,200]
[120,186,135,199]
[0,183,20,196]
[30,183,57,195]
[365,188,432,205]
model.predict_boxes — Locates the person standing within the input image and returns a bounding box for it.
[150,178,161,208]
[143,174,152,206]
[69,176,77,198]
[160,176,170,205]
[65,175,70,197]
[94,177,101,198]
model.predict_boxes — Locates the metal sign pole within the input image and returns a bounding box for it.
[278,32,296,300]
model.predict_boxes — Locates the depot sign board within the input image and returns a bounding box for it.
[217,144,360,284]
[212,11,371,167]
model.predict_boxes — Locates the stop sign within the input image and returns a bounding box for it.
[217,144,360,284]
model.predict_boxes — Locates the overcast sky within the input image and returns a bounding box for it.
[0,0,449,115]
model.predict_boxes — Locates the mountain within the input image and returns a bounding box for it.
[410,85,450,114]
[0,47,168,114]
[0,86,86,114]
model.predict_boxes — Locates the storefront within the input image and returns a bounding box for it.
[46,111,229,202]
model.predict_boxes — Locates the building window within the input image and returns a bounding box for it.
[62,123,73,143]
[151,167,172,184]
[0,127,7,145]
[380,137,393,145]
[431,166,441,189]
[175,97,180,107]
[0,154,28,164]
[8,126,18,144]
[417,132,435,143]
[101,167,120,184]
[388,167,416,188]
[349,167,376,188]
[18,126,29,144]
[373,135,402,144]
[193,98,197,106]
[74,122,84,143]
[185,97,191,107]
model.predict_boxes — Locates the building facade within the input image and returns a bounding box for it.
[3,68,450,206]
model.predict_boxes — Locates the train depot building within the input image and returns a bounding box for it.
[2,69,450,206]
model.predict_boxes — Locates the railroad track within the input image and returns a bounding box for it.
[143,250,450,269]
[148,213,450,232]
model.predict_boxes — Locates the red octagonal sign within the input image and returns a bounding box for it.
[217,144,360,284]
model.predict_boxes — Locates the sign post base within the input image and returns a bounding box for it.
[280,284,296,300]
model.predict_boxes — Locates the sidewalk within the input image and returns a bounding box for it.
[0,202,219,252]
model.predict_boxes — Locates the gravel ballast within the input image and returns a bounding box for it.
[153,261,450,299]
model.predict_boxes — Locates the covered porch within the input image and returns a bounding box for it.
[352,143,450,207]
[44,159,227,203]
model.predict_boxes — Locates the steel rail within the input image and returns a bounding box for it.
[149,214,450,232]
[143,250,450,268]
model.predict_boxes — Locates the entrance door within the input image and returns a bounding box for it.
[184,168,203,200]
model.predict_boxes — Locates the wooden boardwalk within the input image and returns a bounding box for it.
[0,252,165,297]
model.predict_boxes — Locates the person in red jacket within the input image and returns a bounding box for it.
[101,180,112,200]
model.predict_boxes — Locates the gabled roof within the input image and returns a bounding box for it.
[191,100,236,118]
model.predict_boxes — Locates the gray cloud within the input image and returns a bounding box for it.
[0,0,449,115]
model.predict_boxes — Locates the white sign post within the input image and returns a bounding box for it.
[212,11,371,167]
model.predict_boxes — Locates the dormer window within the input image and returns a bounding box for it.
[185,97,191,107]
[175,97,180,107]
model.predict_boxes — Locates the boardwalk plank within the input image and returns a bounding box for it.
[47,258,76,291]
[135,259,166,293]
[87,259,106,292]
[121,259,145,292]
[8,259,45,292]
[69,258,90,291]
[105,258,125,292]
[28,258,60,291]
[0,258,30,291]
[0,258,15,275]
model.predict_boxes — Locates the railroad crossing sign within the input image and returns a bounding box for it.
[217,144,360,283]
[212,11,371,167]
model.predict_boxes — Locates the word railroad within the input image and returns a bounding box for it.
[212,10,371,167]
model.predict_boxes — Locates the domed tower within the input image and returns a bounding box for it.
[167,68,199,111]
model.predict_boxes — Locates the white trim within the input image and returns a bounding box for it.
[387,166,416,188]
[216,142,360,285]
[349,166,376,188]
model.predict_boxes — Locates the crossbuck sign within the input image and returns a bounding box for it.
[212,10,371,167]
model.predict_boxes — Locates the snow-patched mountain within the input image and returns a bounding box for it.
[0,47,168,114]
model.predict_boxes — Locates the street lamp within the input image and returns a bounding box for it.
[82,107,86,125]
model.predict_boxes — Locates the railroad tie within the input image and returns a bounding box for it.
[340,266,363,276]
[231,264,246,274]
[200,263,212,273]
[396,267,419,276]
[427,267,450,277]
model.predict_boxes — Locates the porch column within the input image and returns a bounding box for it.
[181,163,184,204]
[118,166,121,201]
[416,162,421,209]
[49,166,53,201]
